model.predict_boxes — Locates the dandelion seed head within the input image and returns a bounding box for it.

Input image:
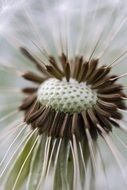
[1,0,127,189]
[19,48,126,139]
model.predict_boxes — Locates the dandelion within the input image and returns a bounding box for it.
[0,0,127,190]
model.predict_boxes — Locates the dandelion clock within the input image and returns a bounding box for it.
[0,0,127,189]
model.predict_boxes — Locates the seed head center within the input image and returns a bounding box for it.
[37,78,97,113]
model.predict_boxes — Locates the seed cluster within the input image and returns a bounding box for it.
[19,47,126,139]
[37,78,97,113]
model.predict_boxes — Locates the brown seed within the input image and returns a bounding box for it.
[20,47,48,75]
[85,59,98,80]
[94,104,111,118]
[49,56,64,76]
[22,87,38,94]
[64,62,71,82]
[22,71,46,83]
[46,65,63,80]
[78,61,89,82]
[19,94,37,110]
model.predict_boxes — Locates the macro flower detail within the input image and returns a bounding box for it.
[19,48,126,139]
[0,0,127,190]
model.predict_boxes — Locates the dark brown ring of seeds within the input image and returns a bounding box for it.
[19,47,127,140]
